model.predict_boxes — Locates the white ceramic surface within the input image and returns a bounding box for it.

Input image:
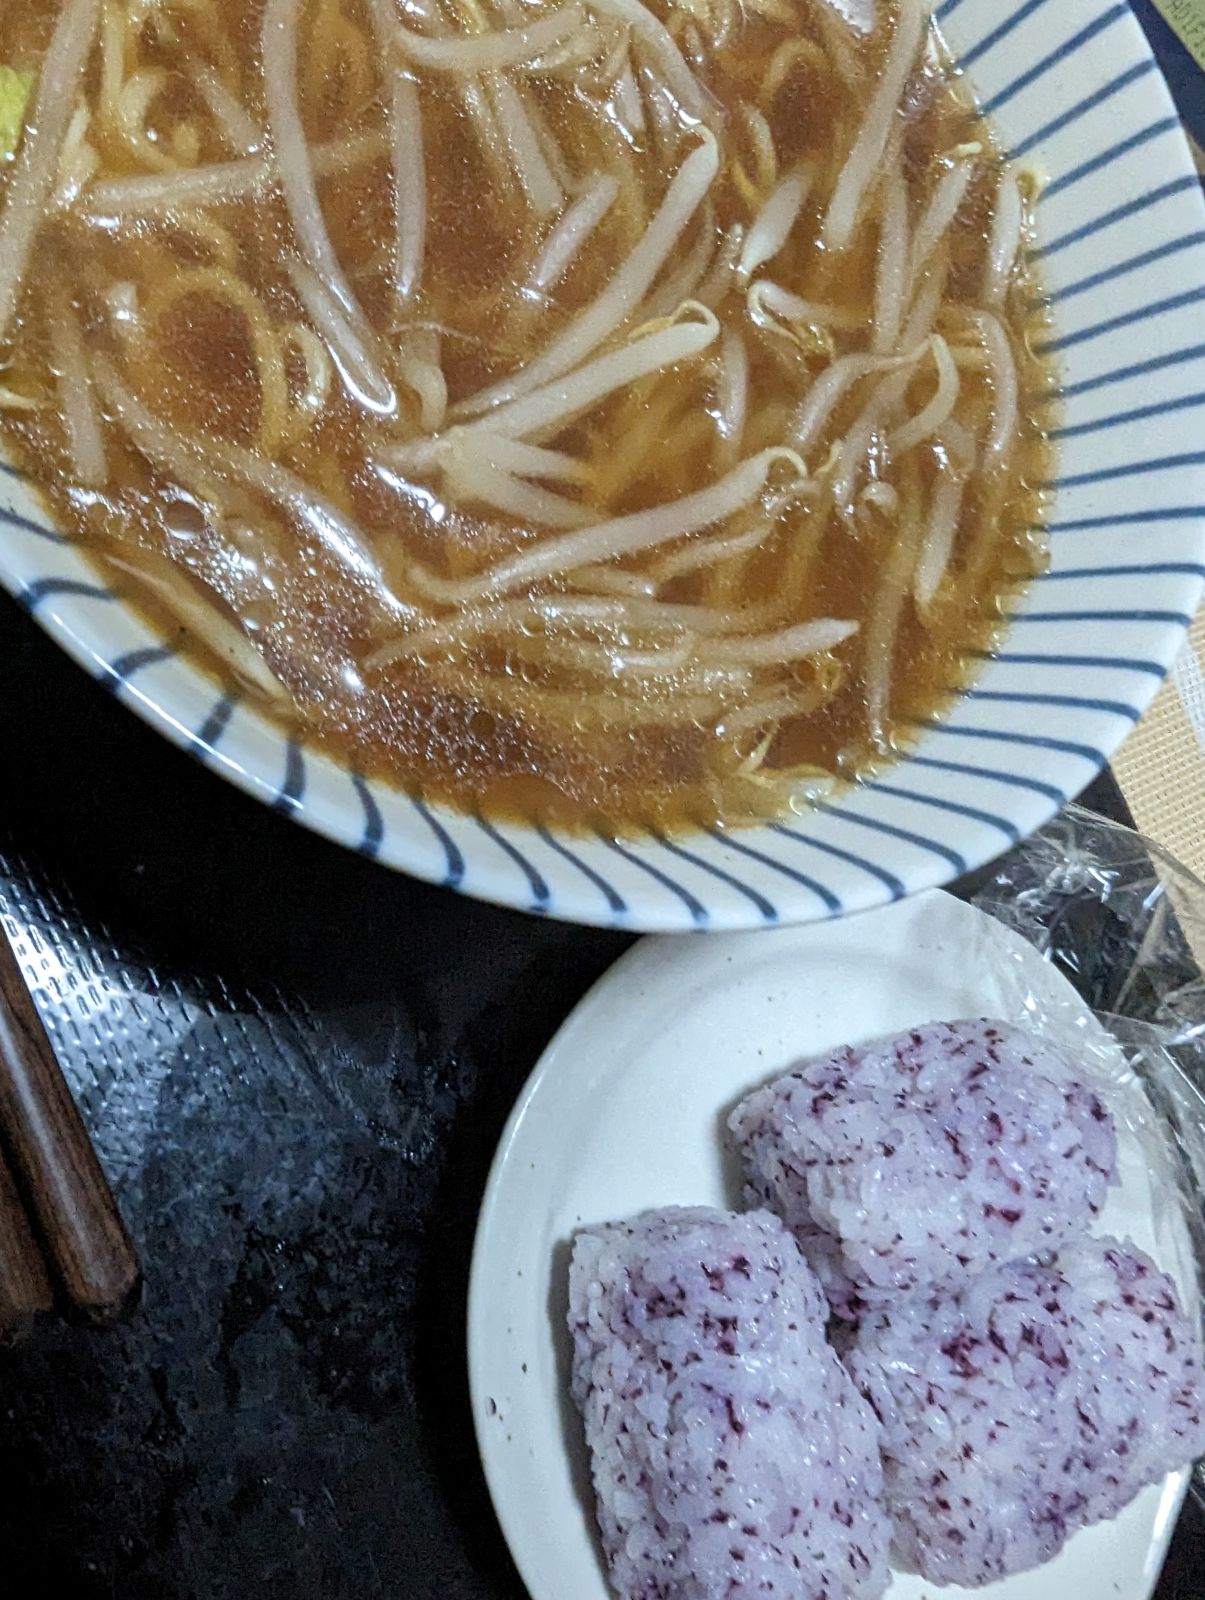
[467,890,1196,1598]
[3,1,1205,927]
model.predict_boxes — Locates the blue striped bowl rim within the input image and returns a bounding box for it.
[2,0,1204,931]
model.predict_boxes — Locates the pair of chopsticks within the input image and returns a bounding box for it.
[0,928,139,1342]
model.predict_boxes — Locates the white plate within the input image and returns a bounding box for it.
[467,890,1195,1600]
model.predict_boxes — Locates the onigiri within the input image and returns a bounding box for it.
[728,1018,1117,1316]
[568,1206,890,1599]
[847,1236,1205,1586]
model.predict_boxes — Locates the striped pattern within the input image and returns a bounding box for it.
[0,0,1203,931]
[1110,124,1205,885]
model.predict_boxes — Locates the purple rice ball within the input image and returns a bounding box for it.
[728,1018,1117,1316]
[847,1236,1205,1586]
[568,1205,890,1600]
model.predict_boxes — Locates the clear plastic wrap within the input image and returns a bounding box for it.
[970,801,1205,1508]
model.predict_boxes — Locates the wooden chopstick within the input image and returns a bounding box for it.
[0,931,139,1319]
[0,1139,53,1343]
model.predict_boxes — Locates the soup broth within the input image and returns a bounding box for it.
[0,0,1052,832]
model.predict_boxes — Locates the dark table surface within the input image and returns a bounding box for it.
[3,5,1204,1591]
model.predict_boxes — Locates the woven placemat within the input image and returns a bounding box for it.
[1113,610,1205,881]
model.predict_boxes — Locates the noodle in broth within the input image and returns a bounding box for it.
[0,0,1052,832]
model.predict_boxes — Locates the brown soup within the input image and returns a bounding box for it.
[0,0,1052,832]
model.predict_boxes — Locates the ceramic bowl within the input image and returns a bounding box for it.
[3,0,1203,929]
